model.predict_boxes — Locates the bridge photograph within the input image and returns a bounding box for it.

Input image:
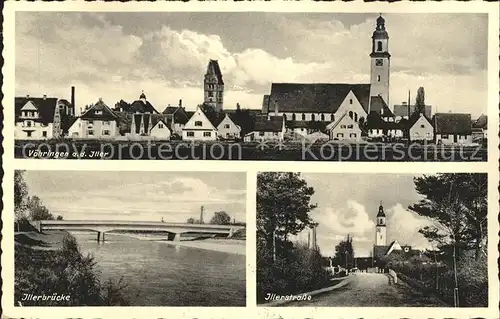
[257,172,488,308]
[14,170,247,306]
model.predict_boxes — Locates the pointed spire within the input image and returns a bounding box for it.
[140,90,146,100]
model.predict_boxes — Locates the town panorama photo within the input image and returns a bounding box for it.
[14,12,488,161]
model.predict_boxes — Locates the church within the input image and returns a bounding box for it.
[260,15,395,140]
[371,202,421,268]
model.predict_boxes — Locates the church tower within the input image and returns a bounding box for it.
[204,60,224,112]
[370,15,391,108]
[375,201,387,246]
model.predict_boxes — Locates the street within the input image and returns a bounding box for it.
[293,272,446,307]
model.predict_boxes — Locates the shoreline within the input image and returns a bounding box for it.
[106,233,246,255]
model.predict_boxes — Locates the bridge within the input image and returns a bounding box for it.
[32,220,245,242]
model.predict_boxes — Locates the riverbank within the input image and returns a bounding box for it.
[118,233,246,255]
[14,230,68,250]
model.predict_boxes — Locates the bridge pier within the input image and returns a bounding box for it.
[173,233,181,241]
[228,228,234,238]
[97,232,105,242]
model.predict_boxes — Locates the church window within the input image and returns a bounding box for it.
[377,41,382,52]
[377,75,381,82]
[302,114,305,121]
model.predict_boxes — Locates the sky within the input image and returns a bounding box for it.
[15,12,488,118]
[22,171,247,223]
[295,173,437,257]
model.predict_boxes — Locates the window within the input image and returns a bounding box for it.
[292,113,296,121]
[377,41,382,52]
[347,124,354,129]
[420,124,425,128]
[103,130,110,135]
[224,124,230,129]
[311,114,315,121]
[187,131,195,137]
[104,121,110,125]
[302,113,305,121]
[95,110,102,115]
[208,92,214,97]
[379,218,383,225]
[349,111,353,119]
[26,121,32,127]
[283,114,287,120]
[331,114,335,122]
[259,131,265,136]
[340,125,346,129]
[27,131,32,137]
[350,133,357,138]
[274,132,279,136]
[349,99,353,104]
[42,131,47,137]
[158,123,164,129]
[377,75,381,82]
[337,133,344,138]
[354,113,358,122]
[88,130,94,136]
[203,132,211,137]
[321,114,325,121]
[88,120,94,125]
[195,121,203,127]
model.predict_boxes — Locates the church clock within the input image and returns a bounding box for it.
[375,59,383,66]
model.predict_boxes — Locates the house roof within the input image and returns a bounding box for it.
[253,115,284,132]
[81,99,118,120]
[394,104,432,119]
[370,96,394,117]
[163,106,190,125]
[408,111,432,128]
[61,116,78,134]
[206,59,224,85]
[473,114,487,129]
[367,111,404,130]
[434,113,472,135]
[131,114,170,134]
[15,96,59,125]
[286,120,309,129]
[264,83,371,114]
[373,245,391,259]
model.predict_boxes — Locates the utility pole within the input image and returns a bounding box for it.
[200,206,204,224]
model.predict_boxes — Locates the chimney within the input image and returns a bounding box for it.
[43,94,47,100]
[402,101,407,106]
[200,206,204,224]
[71,86,75,109]
[179,99,182,107]
[26,94,30,99]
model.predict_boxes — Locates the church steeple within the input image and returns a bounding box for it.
[375,201,387,246]
[370,14,391,109]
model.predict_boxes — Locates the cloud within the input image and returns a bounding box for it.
[385,204,434,250]
[15,12,487,116]
[315,199,375,237]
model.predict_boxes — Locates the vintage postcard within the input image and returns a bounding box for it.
[6,4,496,162]
[1,1,499,319]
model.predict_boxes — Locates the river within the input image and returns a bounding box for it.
[71,232,246,306]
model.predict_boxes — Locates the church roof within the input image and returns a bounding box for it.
[376,203,386,217]
[264,83,371,114]
[206,59,224,85]
[434,113,472,135]
[370,96,393,116]
[393,104,432,119]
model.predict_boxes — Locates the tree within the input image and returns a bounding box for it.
[56,215,64,220]
[333,234,355,269]
[415,87,425,114]
[14,170,29,221]
[257,172,317,255]
[409,173,487,261]
[26,196,54,221]
[186,218,196,224]
[210,211,231,225]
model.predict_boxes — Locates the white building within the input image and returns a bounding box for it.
[71,98,118,138]
[326,112,362,142]
[182,105,218,141]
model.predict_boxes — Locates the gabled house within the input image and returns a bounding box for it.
[182,105,218,141]
[215,113,241,140]
[243,115,285,142]
[15,87,77,139]
[74,98,118,138]
[367,111,404,139]
[434,113,473,145]
[149,116,171,140]
[162,101,190,136]
[326,112,362,142]
[472,114,487,140]
[408,112,434,141]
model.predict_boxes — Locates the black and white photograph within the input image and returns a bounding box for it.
[14,12,488,161]
[14,170,246,306]
[257,172,488,307]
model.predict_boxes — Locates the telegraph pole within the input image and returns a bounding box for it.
[200,206,204,224]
